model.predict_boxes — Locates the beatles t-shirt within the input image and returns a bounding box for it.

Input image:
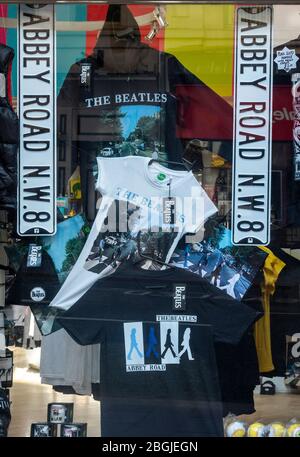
[57,7,233,219]
[58,262,260,437]
[50,156,217,312]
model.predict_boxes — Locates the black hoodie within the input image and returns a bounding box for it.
[57,5,232,219]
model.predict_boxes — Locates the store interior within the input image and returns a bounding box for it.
[1,3,300,438]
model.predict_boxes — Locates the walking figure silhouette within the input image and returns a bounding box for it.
[161,328,177,359]
[178,328,194,360]
[145,326,159,358]
[127,328,143,360]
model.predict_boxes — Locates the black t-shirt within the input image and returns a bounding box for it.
[215,331,259,416]
[58,262,260,437]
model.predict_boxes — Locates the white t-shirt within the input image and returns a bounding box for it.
[50,156,217,311]
[40,329,100,395]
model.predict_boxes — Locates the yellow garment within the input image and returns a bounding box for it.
[68,166,82,200]
[211,153,226,168]
[211,153,232,168]
[254,246,285,373]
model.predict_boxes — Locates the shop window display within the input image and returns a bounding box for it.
[0,1,299,439]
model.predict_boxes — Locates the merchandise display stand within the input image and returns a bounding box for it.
[31,403,87,437]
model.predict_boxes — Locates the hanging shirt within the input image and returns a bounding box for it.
[50,156,217,312]
[170,227,268,302]
[57,7,233,219]
[58,262,261,437]
[254,246,286,373]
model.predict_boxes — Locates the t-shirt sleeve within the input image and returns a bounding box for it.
[96,157,119,195]
[185,183,218,234]
[198,286,262,345]
[56,278,116,345]
[169,55,233,140]
[58,306,106,346]
[96,157,128,194]
[96,157,106,194]
[57,62,81,108]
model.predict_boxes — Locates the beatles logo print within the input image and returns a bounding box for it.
[172,284,186,311]
[123,316,195,372]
